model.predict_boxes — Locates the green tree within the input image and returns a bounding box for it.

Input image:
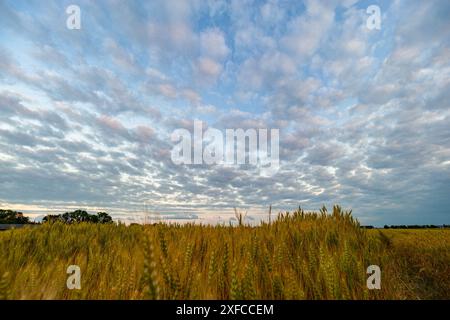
[97,212,113,223]
[43,210,113,224]
[0,210,31,224]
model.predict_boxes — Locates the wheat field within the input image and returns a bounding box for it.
[0,206,449,300]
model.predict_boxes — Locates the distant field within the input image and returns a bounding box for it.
[367,228,450,299]
[0,207,449,300]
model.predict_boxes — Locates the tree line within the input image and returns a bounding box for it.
[0,209,113,224]
[0,210,32,224]
[383,224,449,229]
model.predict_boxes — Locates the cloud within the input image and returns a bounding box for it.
[200,28,230,60]
[280,0,336,59]
[103,38,139,74]
[195,28,230,82]
[195,57,223,78]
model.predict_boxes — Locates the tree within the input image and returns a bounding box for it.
[97,212,112,223]
[42,215,63,223]
[43,210,113,224]
[0,209,31,224]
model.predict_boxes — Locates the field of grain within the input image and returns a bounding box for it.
[0,206,449,300]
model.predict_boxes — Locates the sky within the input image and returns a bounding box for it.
[0,0,449,226]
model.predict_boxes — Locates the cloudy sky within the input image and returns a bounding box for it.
[0,0,449,225]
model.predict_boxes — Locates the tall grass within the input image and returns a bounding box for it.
[0,206,448,299]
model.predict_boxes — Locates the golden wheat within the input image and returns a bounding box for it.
[0,206,448,299]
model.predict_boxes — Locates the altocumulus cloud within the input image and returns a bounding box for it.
[0,0,449,225]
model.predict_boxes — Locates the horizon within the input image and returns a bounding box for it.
[1,0,449,226]
[2,204,449,228]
